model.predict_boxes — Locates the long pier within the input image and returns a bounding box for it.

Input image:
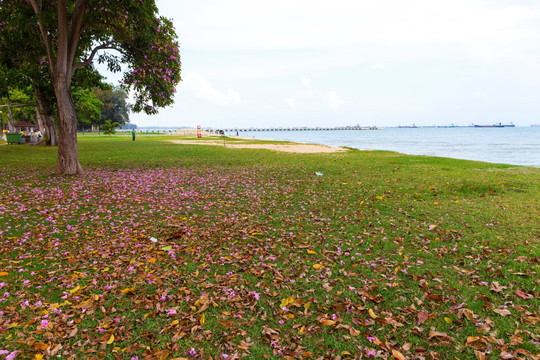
[218,126,381,132]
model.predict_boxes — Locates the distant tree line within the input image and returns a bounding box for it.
[1,85,131,133]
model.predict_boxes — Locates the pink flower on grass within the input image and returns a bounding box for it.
[5,351,19,360]
[40,320,50,328]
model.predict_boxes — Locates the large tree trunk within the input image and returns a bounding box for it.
[34,88,58,146]
[54,78,83,175]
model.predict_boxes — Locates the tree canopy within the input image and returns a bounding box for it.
[0,0,182,174]
[97,87,130,127]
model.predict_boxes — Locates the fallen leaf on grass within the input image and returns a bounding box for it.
[514,290,533,300]
[428,331,455,342]
[392,349,406,360]
[500,352,514,359]
[458,308,475,321]
[493,308,511,316]
[417,310,429,324]
[48,344,62,356]
[474,350,486,360]
[319,319,336,326]
[490,281,506,293]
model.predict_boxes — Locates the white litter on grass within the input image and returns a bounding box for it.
[315,172,323,176]
[150,237,158,243]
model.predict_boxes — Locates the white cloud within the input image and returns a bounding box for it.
[170,0,540,64]
[324,91,348,111]
[121,1,540,127]
[472,92,490,104]
[297,78,348,111]
[284,98,296,109]
[181,72,242,106]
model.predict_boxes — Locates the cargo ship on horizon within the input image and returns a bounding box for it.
[474,122,515,128]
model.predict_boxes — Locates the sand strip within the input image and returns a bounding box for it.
[168,139,347,153]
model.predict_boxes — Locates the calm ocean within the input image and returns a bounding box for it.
[231,127,540,167]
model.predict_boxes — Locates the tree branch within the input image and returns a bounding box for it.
[0,103,38,108]
[67,0,89,79]
[56,0,69,77]
[28,0,56,74]
[72,41,121,71]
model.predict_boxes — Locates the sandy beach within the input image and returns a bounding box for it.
[168,133,347,153]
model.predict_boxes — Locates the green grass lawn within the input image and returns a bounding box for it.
[0,135,539,359]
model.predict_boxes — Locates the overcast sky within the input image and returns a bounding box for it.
[119,0,540,128]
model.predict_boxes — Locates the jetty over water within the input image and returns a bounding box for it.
[219,125,381,132]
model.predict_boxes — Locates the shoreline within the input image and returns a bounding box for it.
[219,128,540,167]
[169,129,348,153]
[168,137,348,153]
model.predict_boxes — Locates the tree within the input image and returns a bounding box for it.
[73,88,103,130]
[96,87,130,128]
[0,1,181,174]
[101,119,119,135]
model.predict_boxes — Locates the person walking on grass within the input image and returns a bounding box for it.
[132,129,136,141]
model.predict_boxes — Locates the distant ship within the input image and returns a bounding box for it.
[474,122,515,128]
[398,124,418,128]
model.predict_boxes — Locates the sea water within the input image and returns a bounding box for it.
[232,127,540,167]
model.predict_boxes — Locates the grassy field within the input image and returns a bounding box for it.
[0,135,539,360]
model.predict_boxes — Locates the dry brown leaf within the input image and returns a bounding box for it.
[493,308,511,317]
[68,327,78,338]
[49,344,62,356]
[466,336,487,346]
[490,281,506,293]
[458,308,475,321]
[474,350,486,360]
[349,326,361,337]
[319,319,336,326]
[417,310,429,324]
[500,352,515,359]
[428,331,454,342]
[392,349,406,360]
[514,290,534,300]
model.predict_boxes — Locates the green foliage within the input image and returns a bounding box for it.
[0,88,36,123]
[73,88,103,129]
[0,0,181,113]
[96,87,130,126]
[102,119,119,135]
